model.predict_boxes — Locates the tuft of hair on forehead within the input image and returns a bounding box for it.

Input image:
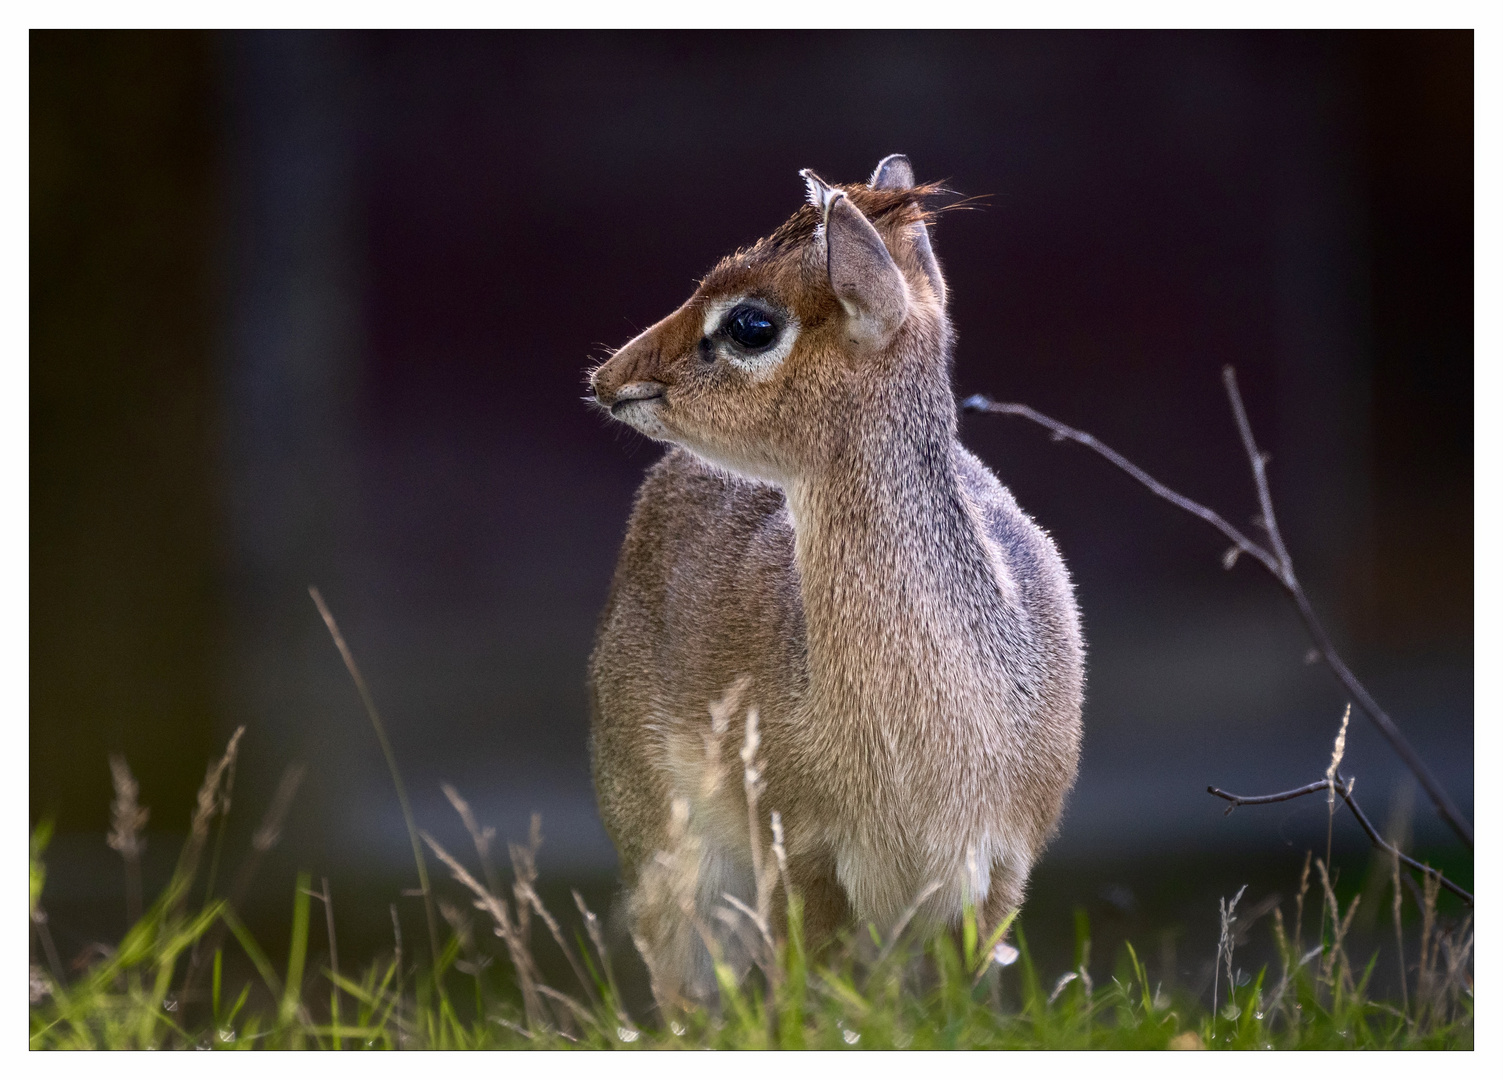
[704,180,951,283]
[766,180,945,251]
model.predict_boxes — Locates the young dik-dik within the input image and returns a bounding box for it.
[587,156,1084,1003]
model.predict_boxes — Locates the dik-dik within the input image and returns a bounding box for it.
[587,156,1083,1002]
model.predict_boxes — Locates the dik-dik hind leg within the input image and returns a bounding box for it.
[939,857,1028,968]
[980,854,1029,947]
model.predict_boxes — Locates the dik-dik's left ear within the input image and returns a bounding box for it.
[870,153,946,306]
[802,168,909,351]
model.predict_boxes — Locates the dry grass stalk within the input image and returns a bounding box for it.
[252,763,306,854]
[1212,883,1247,1029]
[441,782,501,897]
[200,736,241,914]
[169,727,246,918]
[106,753,150,925]
[420,828,548,1032]
[1324,704,1350,813]
[735,705,784,983]
[1268,905,1292,1021]
[769,811,790,898]
[1439,915,1474,1025]
[741,707,771,922]
[499,811,595,1031]
[439,783,601,1022]
[191,727,245,843]
[390,903,406,1050]
[626,681,782,1015]
[1292,850,1312,959]
[310,586,442,971]
[572,889,633,1030]
[1390,853,1409,1019]
[1318,706,1351,947]
[871,880,943,974]
[178,756,304,1005]
[702,677,748,801]
[1316,859,1364,991]
[318,877,342,1039]
[438,899,475,956]
[508,814,543,945]
[1415,868,1441,1024]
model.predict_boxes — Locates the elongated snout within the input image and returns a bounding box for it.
[590,334,666,408]
[590,301,707,410]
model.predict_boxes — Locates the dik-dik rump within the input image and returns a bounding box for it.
[587,156,1084,1002]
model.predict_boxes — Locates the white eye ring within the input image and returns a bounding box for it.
[701,294,800,380]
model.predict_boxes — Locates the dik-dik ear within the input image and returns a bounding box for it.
[869,153,915,190]
[801,168,909,351]
[869,153,946,306]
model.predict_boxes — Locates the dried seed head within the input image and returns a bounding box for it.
[1325,703,1351,810]
[106,754,149,859]
[770,810,789,879]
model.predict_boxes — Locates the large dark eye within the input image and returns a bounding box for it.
[723,305,779,351]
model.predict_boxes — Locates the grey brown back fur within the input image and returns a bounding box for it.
[587,156,1084,1005]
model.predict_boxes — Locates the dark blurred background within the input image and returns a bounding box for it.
[32,30,1471,978]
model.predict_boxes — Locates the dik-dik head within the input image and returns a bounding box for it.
[589,154,952,483]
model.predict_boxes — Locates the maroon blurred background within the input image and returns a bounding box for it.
[32,32,1471,930]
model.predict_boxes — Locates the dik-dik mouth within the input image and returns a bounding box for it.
[606,381,667,415]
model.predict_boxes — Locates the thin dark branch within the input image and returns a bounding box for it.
[1217,370,1472,850]
[1206,776,1471,905]
[962,372,1473,850]
[1222,367,1297,584]
[959,396,1284,581]
[1206,780,1330,809]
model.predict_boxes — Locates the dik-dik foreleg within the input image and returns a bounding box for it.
[773,850,853,957]
[628,838,758,1012]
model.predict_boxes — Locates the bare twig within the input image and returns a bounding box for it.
[309,586,444,970]
[962,369,1473,849]
[1207,776,1471,905]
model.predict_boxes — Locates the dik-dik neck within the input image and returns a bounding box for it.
[784,375,1013,718]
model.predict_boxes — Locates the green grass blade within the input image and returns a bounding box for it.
[279,871,312,1031]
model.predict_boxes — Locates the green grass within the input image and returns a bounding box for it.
[29,638,1472,1051]
[28,798,1473,1050]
